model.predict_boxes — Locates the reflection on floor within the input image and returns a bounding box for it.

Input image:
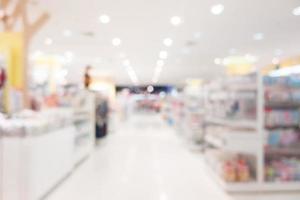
[47,114,300,200]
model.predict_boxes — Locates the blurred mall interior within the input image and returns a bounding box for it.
[1,0,300,200]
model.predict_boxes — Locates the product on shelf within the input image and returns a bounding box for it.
[0,109,73,137]
[264,76,300,88]
[265,158,300,182]
[221,156,253,183]
[267,129,300,147]
[265,109,300,128]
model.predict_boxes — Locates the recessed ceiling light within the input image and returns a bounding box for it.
[123,59,130,66]
[99,15,110,24]
[163,38,173,47]
[211,4,224,15]
[147,85,154,93]
[159,51,168,59]
[272,57,280,65]
[157,60,164,67]
[214,58,222,65]
[44,37,53,45]
[31,50,43,60]
[63,29,72,37]
[253,33,264,41]
[170,16,182,26]
[64,51,74,63]
[293,6,300,16]
[112,38,121,46]
[245,54,258,62]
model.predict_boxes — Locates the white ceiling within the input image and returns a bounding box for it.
[29,0,300,85]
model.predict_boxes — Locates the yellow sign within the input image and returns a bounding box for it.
[0,32,24,113]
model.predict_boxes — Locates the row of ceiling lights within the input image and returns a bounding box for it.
[151,3,225,83]
[41,3,300,84]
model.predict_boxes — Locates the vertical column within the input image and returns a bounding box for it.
[256,71,265,183]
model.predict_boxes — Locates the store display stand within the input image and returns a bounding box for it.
[204,72,300,192]
[72,91,96,166]
[2,125,75,200]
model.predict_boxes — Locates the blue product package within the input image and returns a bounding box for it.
[288,76,300,88]
[268,131,281,146]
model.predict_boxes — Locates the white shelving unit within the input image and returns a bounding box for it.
[72,91,95,165]
[203,72,300,192]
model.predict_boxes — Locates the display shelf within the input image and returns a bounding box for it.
[72,91,95,166]
[204,161,258,192]
[265,102,300,109]
[205,117,257,130]
[265,146,300,156]
[203,72,300,192]
[226,83,257,92]
[205,131,259,155]
[205,152,300,192]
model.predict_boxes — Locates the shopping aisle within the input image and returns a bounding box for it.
[46,114,300,200]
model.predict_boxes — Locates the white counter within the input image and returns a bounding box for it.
[1,126,75,200]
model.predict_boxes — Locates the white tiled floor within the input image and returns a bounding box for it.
[47,114,300,200]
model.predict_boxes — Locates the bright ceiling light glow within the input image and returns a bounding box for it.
[147,85,154,93]
[126,67,138,84]
[159,91,166,98]
[64,51,74,63]
[155,65,163,73]
[159,51,168,59]
[157,60,164,67]
[99,15,110,24]
[214,58,222,65]
[269,65,300,77]
[211,4,224,15]
[163,38,173,47]
[152,64,163,83]
[245,54,258,62]
[222,57,231,66]
[123,59,130,66]
[63,29,72,37]
[44,37,53,45]
[253,33,264,41]
[112,38,121,46]
[170,16,182,26]
[293,6,300,16]
[30,50,43,60]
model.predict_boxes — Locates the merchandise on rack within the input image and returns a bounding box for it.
[203,72,300,192]
[265,157,300,182]
[0,109,73,137]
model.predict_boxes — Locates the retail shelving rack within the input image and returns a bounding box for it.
[203,72,300,192]
[72,91,96,165]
